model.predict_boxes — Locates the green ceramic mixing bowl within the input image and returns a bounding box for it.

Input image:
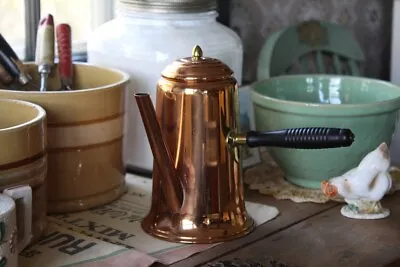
[250,75,400,189]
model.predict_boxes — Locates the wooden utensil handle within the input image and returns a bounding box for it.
[56,23,72,83]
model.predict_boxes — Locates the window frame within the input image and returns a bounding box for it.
[391,0,400,84]
[23,0,114,61]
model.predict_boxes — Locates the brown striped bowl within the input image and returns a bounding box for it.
[0,63,129,214]
[0,98,47,244]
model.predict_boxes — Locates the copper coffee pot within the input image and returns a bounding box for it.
[134,45,354,244]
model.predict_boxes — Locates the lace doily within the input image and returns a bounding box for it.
[244,152,400,203]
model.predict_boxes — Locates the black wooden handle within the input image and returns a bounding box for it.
[246,127,354,149]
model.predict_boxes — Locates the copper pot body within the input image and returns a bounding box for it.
[141,47,255,243]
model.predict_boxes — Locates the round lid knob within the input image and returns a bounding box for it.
[160,45,235,84]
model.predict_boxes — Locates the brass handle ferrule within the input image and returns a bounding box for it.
[226,131,247,164]
[226,131,247,147]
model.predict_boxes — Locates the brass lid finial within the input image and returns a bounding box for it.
[192,45,203,60]
[161,44,234,83]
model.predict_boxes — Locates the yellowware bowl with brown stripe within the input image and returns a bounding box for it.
[0,63,129,214]
[0,98,47,244]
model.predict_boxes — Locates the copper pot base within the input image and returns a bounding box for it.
[141,212,255,244]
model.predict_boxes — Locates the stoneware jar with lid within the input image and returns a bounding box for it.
[87,0,243,175]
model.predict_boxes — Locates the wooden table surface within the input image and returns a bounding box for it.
[164,188,400,267]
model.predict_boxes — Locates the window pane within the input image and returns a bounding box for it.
[40,0,92,52]
[0,0,26,59]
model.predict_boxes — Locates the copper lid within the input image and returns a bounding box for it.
[161,45,235,84]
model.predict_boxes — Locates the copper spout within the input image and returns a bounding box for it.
[134,93,182,213]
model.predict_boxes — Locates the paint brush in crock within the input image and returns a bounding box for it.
[35,14,55,92]
[0,50,38,91]
[0,33,37,90]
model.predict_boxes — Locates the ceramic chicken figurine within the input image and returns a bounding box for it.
[321,142,393,219]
